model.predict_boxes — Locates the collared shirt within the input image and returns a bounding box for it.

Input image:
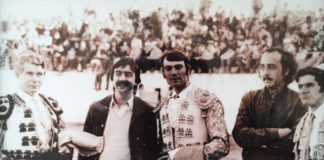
[99,95,134,160]
[167,84,194,159]
[16,89,52,150]
[110,95,134,117]
[309,102,324,159]
[168,84,193,128]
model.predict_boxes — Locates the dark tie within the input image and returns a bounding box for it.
[171,95,179,99]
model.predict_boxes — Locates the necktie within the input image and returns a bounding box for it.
[305,112,315,160]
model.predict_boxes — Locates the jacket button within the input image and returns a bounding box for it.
[136,137,139,140]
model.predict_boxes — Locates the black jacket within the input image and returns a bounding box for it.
[78,95,159,160]
[232,87,307,160]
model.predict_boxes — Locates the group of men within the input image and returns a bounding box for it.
[0,48,323,160]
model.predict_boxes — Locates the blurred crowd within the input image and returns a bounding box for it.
[0,3,323,75]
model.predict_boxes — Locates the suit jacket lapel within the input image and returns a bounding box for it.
[130,97,144,129]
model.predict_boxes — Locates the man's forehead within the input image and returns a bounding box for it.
[23,63,45,70]
[298,75,317,84]
[261,51,282,64]
[163,59,185,66]
[114,65,134,72]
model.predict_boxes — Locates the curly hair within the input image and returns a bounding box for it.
[14,51,46,75]
[264,48,298,85]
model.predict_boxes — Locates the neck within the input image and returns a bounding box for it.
[174,83,190,94]
[267,82,285,98]
[24,90,36,97]
[114,91,132,106]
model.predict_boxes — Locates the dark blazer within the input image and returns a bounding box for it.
[232,87,307,160]
[78,95,159,160]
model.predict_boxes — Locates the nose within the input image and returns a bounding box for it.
[169,67,179,75]
[118,73,127,80]
[299,85,309,94]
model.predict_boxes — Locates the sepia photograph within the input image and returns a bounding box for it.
[0,0,323,159]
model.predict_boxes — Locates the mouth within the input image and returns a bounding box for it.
[263,79,272,83]
[170,77,181,82]
[116,81,132,90]
[300,95,310,100]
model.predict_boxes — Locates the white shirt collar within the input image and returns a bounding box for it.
[16,89,41,104]
[110,95,134,110]
[171,84,193,99]
[310,102,324,119]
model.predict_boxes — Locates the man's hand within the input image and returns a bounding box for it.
[173,146,204,160]
[278,128,292,138]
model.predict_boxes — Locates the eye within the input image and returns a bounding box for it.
[115,71,122,76]
[174,64,183,70]
[125,72,133,77]
[259,65,265,70]
[26,71,33,76]
[36,72,44,77]
[306,83,314,88]
[268,65,277,70]
[298,84,303,89]
[164,66,172,71]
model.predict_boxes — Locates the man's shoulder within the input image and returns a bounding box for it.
[134,96,154,112]
[90,95,112,110]
[39,94,63,115]
[192,87,223,110]
[0,95,14,120]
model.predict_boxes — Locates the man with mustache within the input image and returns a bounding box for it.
[155,51,230,160]
[293,66,324,160]
[77,57,159,160]
[0,51,72,160]
[232,48,307,160]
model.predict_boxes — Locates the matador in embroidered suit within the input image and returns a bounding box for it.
[156,50,229,160]
[0,51,71,160]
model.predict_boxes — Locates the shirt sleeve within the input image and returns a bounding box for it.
[78,136,104,157]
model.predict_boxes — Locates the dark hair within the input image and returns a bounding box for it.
[264,47,298,85]
[110,57,141,85]
[296,67,324,92]
[160,50,191,77]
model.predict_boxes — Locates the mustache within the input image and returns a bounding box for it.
[116,80,133,87]
[263,75,273,81]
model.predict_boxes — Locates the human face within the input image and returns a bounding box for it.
[298,75,324,108]
[17,63,45,96]
[163,59,189,93]
[259,51,285,89]
[112,65,135,94]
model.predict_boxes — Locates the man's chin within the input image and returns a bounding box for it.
[116,87,132,93]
